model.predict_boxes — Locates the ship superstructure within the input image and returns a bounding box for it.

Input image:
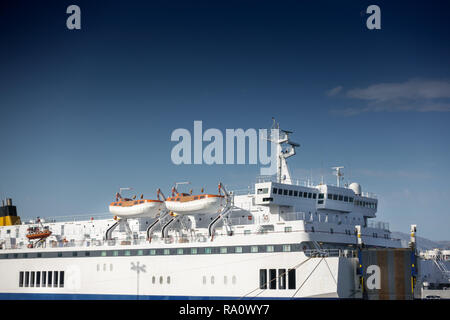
[0,121,409,299]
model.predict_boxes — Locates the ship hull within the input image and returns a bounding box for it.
[0,244,358,299]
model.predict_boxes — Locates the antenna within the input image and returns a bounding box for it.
[175,181,191,191]
[331,166,344,187]
[119,187,133,194]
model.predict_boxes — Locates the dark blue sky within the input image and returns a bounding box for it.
[1,0,449,240]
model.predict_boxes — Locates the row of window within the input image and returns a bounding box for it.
[152,276,171,284]
[327,193,354,203]
[0,244,301,260]
[270,188,377,209]
[272,188,318,199]
[202,275,237,285]
[19,271,64,288]
[259,268,296,290]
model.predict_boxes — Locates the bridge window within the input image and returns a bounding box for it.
[313,193,317,199]
[269,269,277,289]
[344,196,348,202]
[36,271,41,287]
[308,193,312,198]
[283,189,288,195]
[257,188,268,194]
[278,269,286,289]
[318,193,324,199]
[333,194,338,200]
[328,193,332,199]
[349,197,353,203]
[42,271,46,287]
[303,192,307,197]
[293,191,298,196]
[278,189,282,195]
[259,269,267,289]
[53,271,59,287]
[59,271,64,287]
[24,272,30,287]
[338,195,343,201]
[30,272,35,287]
[288,269,296,289]
[273,188,277,194]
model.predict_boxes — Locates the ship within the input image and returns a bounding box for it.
[0,121,438,299]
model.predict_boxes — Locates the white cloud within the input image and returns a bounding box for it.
[326,86,343,96]
[330,78,450,115]
[347,79,450,101]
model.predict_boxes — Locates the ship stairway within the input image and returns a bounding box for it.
[434,259,450,281]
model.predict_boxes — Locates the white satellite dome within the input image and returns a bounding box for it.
[349,182,361,195]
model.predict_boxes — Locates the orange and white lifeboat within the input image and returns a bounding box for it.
[26,227,52,240]
[165,193,224,215]
[109,192,165,218]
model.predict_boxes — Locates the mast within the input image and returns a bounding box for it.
[265,119,300,184]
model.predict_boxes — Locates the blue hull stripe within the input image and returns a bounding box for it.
[0,293,329,300]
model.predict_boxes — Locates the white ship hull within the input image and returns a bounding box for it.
[0,236,358,299]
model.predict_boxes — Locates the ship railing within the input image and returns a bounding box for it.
[304,249,356,258]
[255,176,315,187]
[367,221,390,231]
[22,213,112,224]
[281,211,366,226]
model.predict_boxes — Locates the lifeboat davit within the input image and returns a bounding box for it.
[109,199,164,219]
[165,193,224,215]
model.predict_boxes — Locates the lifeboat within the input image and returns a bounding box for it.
[26,227,52,240]
[165,192,224,215]
[109,191,165,218]
[109,199,164,218]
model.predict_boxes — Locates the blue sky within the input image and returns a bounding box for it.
[0,0,449,240]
